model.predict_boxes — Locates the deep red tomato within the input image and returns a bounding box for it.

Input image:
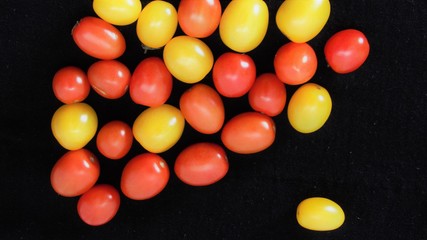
[178,0,222,38]
[212,52,256,98]
[274,42,317,85]
[248,73,287,117]
[50,149,100,197]
[72,16,126,60]
[87,60,131,99]
[179,83,224,134]
[52,66,90,104]
[121,153,169,200]
[77,184,120,226]
[96,120,133,160]
[221,112,276,154]
[174,142,228,186]
[129,57,173,107]
[324,29,370,74]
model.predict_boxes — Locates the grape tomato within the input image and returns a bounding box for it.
[96,120,133,160]
[52,66,90,104]
[87,60,130,99]
[296,197,345,231]
[178,0,222,38]
[93,0,142,26]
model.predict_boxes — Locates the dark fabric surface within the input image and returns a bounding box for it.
[0,0,426,239]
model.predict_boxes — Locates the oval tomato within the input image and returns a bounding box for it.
[296,197,345,231]
[93,0,142,26]
[96,120,133,160]
[87,60,130,99]
[178,0,222,38]
[52,66,90,104]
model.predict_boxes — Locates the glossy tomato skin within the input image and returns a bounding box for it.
[175,143,228,186]
[179,84,224,134]
[50,149,100,197]
[129,57,173,107]
[77,184,120,226]
[296,197,345,231]
[52,66,90,104]
[178,0,221,38]
[213,52,256,98]
[96,120,133,160]
[93,0,142,26]
[72,16,125,60]
[248,73,287,117]
[121,153,169,200]
[221,112,276,154]
[324,29,370,74]
[87,60,130,99]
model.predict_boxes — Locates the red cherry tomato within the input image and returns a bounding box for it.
[87,60,131,99]
[324,29,370,74]
[212,52,256,98]
[50,149,100,197]
[72,16,126,60]
[52,66,90,104]
[129,57,173,107]
[179,84,224,134]
[178,0,222,38]
[96,120,133,160]
[248,73,287,117]
[174,142,228,186]
[274,42,317,85]
[77,184,120,226]
[121,153,169,200]
[221,112,276,154]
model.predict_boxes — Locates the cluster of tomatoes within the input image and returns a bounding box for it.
[50,0,369,229]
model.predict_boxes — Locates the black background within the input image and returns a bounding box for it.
[1,0,426,239]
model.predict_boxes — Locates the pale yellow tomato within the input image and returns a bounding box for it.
[136,1,177,49]
[93,0,142,26]
[51,103,98,150]
[276,0,330,43]
[219,0,269,53]
[133,104,185,153]
[163,36,213,84]
[296,197,345,231]
[287,83,332,133]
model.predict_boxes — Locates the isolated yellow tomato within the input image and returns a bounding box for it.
[51,103,98,150]
[163,36,213,84]
[133,104,185,153]
[296,197,345,231]
[219,0,269,52]
[136,1,177,49]
[276,0,330,43]
[287,83,332,133]
[93,0,142,26]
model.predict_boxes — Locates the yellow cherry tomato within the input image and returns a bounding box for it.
[93,0,142,26]
[51,103,98,150]
[136,1,177,49]
[133,104,185,153]
[276,0,330,43]
[296,197,345,231]
[163,35,213,84]
[219,0,269,53]
[287,83,332,133]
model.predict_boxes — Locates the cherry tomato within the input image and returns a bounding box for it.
[276,0,330,43]
[136,1,177,49]
[93,0,142,26]
[50,149,100,197]
[274,42,317,85]
[287,83,332,133]
[297,197,345,231]
[163,35,213,84]
[129,57,173,107]
[179,84,224,134]
[77,184,120,226]
[178,0,221,38]
[51,103,98,150]
[52,66,90,104]
[133,104,185,153]
[219,0,269,52]
[87,60,130,99]
[248,73,287,117]
[121,153,169,200]
[96,120,133,160]
[72,16,126,60]
[174,143,228,186]
[213,52,256,98]
[221,112,275,154]
[324,29,370,74]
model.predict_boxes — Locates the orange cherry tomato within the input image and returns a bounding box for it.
[178,0,222,38]
[96,120,133,160]
[87,60,130,99]
[52,66,90,104]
